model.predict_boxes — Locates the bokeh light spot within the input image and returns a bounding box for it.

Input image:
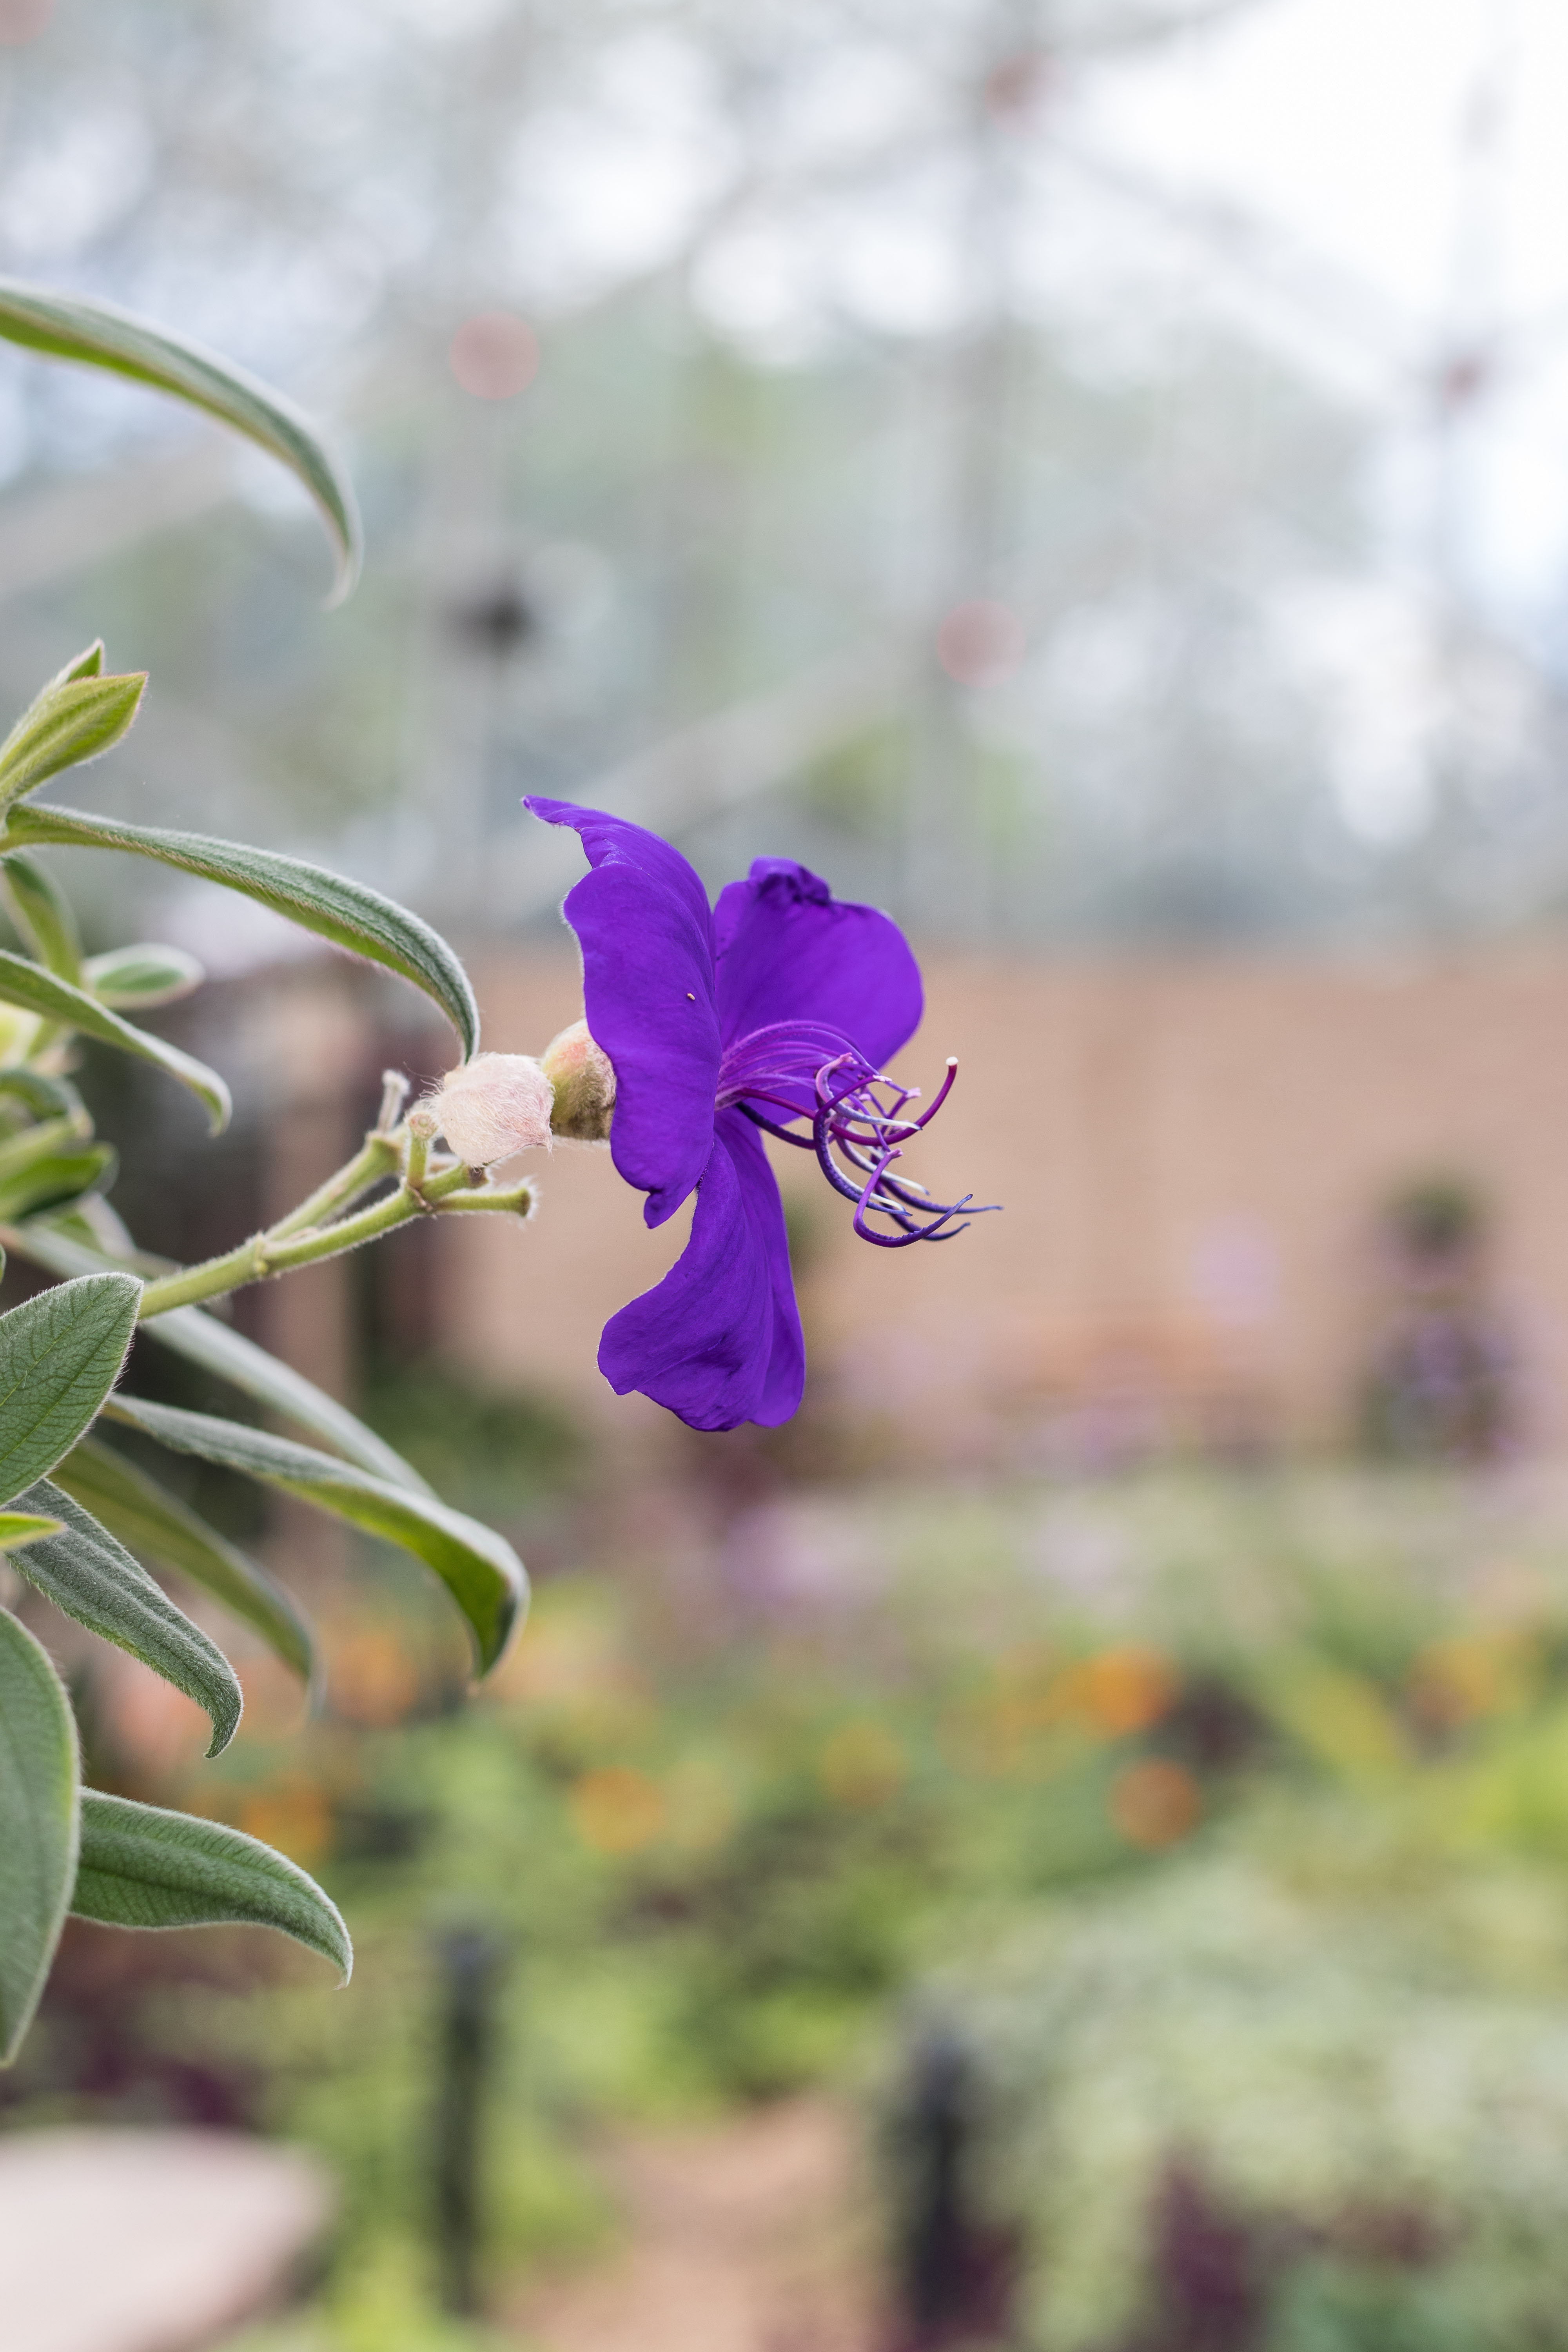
[1075,1645,1178,1737]
[0,0,53,44]
[570,1764,666,1856]
[819,1720,907,1809]
[936,598,1025,685]
[1109,1757,1201,1849]
[448,310,540,401]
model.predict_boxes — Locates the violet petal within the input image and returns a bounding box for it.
[712,859,923,1119]
[598,1121,793,1430]
[719,1105,805,1426]
[527,797,720,1227]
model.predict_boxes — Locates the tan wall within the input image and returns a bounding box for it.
[435,946,1568,1459]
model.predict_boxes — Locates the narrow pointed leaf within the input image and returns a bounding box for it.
[0,673,146,815]
[5,803,477,1057]
[0,1272,141,1505]
[0,1607,79,2063]
[106,1396,525,1674]
[0,1146,116,1225]
[56,1436,314,1690]
[0,948,230,1131]
[13,1481,242,1757]
[0,1112,91,1174]
[0,1512,64,1548]
[83,942,204,1008]
[2,851,83,981]
[151,1306,435,1494]
[0,1221,432,1492]
[0,1069,85,1123]
[56,642,105,684]
[72,1791,350,1980]
[0,279,361,601]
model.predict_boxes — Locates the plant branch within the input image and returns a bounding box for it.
[136,1143,532,1320]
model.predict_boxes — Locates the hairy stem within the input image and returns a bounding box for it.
[136,1147,529,1320]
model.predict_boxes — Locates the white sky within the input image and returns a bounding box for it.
[1078,0,1568,628]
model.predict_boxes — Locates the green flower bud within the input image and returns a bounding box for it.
[541,1018,615,1142]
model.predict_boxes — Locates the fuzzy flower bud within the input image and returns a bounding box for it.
[541,1018,616,1142]
[430,1052,554,1166]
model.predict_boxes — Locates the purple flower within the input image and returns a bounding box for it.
[526,799,992,1432]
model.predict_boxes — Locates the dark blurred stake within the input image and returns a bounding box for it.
[432,1927,505,2317]
[886,2027,979,2348]
[904,2029,967,2335]
[446,580,537,662]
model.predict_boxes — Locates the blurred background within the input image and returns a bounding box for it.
[12,0,1568,2347]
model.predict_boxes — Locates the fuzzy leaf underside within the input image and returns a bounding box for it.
[5,802,478,1059]
[0,1608,79,2063]
[83,942,204,1008]
[107,1395,525,1675]
[0,947,230,1132]
[56,1436,315,1690]
[0,1273,141,1505]
[72,1791,350,1980]
[12,1480,242,1757]
[0,278,360,601]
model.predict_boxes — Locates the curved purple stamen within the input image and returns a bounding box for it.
[730,1029,998,1247]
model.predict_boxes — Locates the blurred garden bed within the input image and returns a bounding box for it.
[13,1443,1568,2347]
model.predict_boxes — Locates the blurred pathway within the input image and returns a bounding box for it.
[508,2097,879,2352]
[0,2127,331,2352]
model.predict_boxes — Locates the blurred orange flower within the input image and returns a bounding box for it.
[1109,1757,1201,1849]
[1062,1646,1177,1737]
[329,1627,421,1727]
[570,1766,667,1856]
[1408,1632,1534,1730]
[236,1775,333,1868]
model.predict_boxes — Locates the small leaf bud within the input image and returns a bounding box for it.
[541,1018,615,1142]
[430,1052,553,1165]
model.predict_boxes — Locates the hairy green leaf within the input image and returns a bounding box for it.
[72,1791,350,1979]
[151,1305,435,1494]
[0,673,145,815]
[1,850,83,981]
[0,1144,116,1226]
[83,942,204,1009]
[13,1481,242,1757]
[0,1272,141,1504]
[107,1397,525,1675]
[0,948,230,1131]
[0,280,361,601]
[5,803,477,1058]
[0,1221,432,1492]
[0,1607,79,2063]
[56,1436,314,1690]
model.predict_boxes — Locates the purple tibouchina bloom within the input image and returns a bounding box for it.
[526,798,994,1432]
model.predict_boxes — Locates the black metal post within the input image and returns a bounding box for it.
[897,2026,973,2345]
[432,1927,503,2317]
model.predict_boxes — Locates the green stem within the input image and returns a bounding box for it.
[136,1158,520,1320]
[266,1129,401,1241]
